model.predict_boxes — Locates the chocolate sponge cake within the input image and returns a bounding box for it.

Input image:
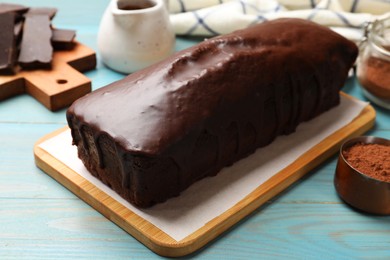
[67,18,358,208]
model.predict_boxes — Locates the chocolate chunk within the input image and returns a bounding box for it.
[52,28,76,50]
[18,14,53,70]
[26,7,57,20]
[0,12,17,75]
[0,3,29,15]
[0,3,28,23]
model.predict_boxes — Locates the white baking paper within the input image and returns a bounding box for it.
[39,95,368,241]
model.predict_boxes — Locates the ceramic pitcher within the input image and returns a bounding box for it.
[98,0,175,74]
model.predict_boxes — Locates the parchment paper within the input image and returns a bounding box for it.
[39,95,368,241]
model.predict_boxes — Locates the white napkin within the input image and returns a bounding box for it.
[39,95,368,241]
[169,0,390,42]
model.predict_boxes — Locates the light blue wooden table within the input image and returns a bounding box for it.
[1,0,390,259]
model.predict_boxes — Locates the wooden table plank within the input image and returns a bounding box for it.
[1,199,390,259]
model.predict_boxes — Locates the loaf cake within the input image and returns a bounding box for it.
[67,18,358,208]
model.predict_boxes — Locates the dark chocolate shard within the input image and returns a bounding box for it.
[18,14,53,70]
[0,3,28,23]
[52,28,76,50]
[0,3,29,15]
[26,7,57,20]
[0,12,17,75]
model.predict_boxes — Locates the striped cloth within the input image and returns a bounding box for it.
[168,0,390,42]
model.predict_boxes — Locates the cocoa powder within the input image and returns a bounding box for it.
[343,143,390,182]
[358,56,390,99]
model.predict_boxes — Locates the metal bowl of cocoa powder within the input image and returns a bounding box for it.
[334,136,390,215]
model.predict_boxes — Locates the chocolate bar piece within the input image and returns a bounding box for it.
[18,14,53,69]
[0,12,17,75]
[0,3,29,15]
[52,28,76,50]
[26,7,57,20]
[0,3,28,23]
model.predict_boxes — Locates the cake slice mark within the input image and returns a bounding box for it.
[190,130,219,181]
[280,81,294,134]
[94,134,105,169]
[274,81,284,138]
[220,122,239,166]
[115,141,131,189]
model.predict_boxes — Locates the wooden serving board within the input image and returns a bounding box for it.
[34,94,375,257]
[0,42,96,111]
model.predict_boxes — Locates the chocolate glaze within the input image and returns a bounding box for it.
[67,18,358,207]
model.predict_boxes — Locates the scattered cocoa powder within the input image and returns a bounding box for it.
[343,143,390,182]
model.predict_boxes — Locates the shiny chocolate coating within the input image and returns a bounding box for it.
[67,18,358,207]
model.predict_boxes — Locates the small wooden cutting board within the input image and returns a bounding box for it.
[34,93,375,257]
[0,42,96,111]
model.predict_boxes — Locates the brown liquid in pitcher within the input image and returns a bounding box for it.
[117,0,155,10]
